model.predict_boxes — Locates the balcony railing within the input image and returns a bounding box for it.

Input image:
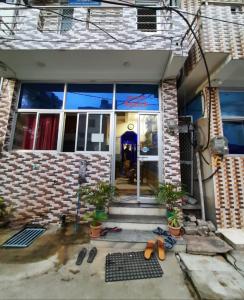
[0,4,180,37]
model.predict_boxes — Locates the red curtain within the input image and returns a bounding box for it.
[35,114,59,150]
[22,114,36,150]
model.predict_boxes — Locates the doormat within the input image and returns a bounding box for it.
[105,251,163,282]
[1,227,46,248]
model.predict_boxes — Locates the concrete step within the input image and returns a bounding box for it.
[103,214,167,230]
[91,229,186,252]
[109,203,166,216]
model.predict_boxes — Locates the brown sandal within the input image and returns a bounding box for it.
[157,237,166,261]
[144,240,155,260]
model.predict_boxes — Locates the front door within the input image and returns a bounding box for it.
[114,112,159,202]
[137,113,159,202]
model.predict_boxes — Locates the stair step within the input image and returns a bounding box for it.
[103,214,167,230]
[91,230,186,252]
[109,203,166,216]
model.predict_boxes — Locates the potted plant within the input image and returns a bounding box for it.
[77,181,116,216]
[82,210,108,238]
[155,183,185,218]
[168,208,181,237]
[0,196,14,227]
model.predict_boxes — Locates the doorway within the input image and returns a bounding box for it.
[114,112,159,201]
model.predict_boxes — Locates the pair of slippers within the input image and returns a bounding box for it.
[153,227,177,250]
[144,237,165,261]
[76,247,97,265]
[100,227,122,236]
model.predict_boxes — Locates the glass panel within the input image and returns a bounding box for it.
[35,114,59,150]
[223,121,244,154]
[87,114,101,151]
[183,94,202,122]
[13,113,36,150]
[220,91,244,117]
[19,83,64,109]
[62,114,77,152]
[77,114,87,151]
[101,114,110,151]
[140,161,158,197]
[139,114,158,155]
[66,84,113,110]
[116,84,159,111]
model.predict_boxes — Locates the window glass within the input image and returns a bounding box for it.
[101,114,110,151]
[87,114,101,151]
[220,91,244,117]
[184,94,202,122]
[63,114,77,152]
[116,84,159,111]
[19,83,64,109]
[223,121,244,154]
[139,114,158,155]
[13,113,36,150]
[77,114,87,151]
[35,114,59,150]
[66,84,113,110]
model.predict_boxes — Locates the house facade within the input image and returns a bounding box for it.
[179,0,244,228]
[0,0,188,225]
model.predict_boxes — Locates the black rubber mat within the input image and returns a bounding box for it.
[105,251,163,282]
[1,227,46,248]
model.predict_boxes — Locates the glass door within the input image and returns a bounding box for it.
[137,113,159,202]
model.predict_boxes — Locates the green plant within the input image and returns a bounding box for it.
[155,183,186,210]
[82,210,108,227]
[168,208,180,228]
[0,196,14,221]
[77,181,116,211]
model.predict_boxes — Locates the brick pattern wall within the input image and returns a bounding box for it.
[161,80,181,185]
[204,87,244,228]
[0,6,187,55]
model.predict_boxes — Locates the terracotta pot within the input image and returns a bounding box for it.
[89,222,102,238]
[168,224,181,237]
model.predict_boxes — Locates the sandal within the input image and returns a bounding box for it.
[156,237,166,261]
[87,247,97,263]
[144,240,155,260]
[76,248,87,265]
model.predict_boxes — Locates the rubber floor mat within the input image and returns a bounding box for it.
[2,227,46,248]
[105,251,163,282]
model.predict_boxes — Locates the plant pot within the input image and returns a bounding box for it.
[89,222,102,238]
[168,224,181,237]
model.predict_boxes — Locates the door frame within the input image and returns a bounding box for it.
[112,111,162,202]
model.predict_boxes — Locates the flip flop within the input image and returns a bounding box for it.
[100,228,110,236]
[110,227,122,232]
[156,237,166,261]
[164,236,176,250]
[153,227,171,237]
[87,247,97,263]
[76,248,87,265]
[144,240,155,260]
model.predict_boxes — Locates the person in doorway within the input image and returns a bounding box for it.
[123,144,132,178]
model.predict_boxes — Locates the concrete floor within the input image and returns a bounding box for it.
[0,243,194,300]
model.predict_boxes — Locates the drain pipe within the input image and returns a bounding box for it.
[0,77,3,96]
[195,151,206,220]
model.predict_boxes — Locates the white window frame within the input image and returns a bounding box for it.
[11,82,161,154]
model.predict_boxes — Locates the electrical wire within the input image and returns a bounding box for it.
[1,0,216,151]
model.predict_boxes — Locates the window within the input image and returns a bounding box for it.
[137,8,157,32]
[220,91,244,154]
[19,83,64,109]
[116,84,159,111]
[66,84,113,110]
[183,94,203,122]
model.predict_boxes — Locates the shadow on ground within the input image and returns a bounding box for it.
[0,224,89,265]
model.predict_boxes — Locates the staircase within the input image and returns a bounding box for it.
[91,202,186,252]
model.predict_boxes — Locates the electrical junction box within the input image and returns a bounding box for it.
[210,136,229,156]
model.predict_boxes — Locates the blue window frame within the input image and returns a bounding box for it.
[18,83,64,109]
[66,84,113,110]
[116,84,159,111]
[220,91,244,117]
